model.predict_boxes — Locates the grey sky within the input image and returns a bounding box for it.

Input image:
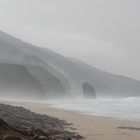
[0,0,140,80]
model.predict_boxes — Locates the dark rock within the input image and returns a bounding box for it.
[48,135,72,140]
[31,135,39,140]
[2,135,22,140]
[0,103,68,130]
[38,135,48,140]
[31,135,48,140]
[28,127,47,136]
[118,126,140,131]
[0,103,83,140]
[0,119,8,130]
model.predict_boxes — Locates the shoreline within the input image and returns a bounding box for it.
[1,100,140,140]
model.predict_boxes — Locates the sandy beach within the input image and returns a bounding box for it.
[1,101,140,140]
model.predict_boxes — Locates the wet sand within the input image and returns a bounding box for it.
[1,101,140,140]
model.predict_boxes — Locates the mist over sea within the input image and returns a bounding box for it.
[46,97,140,121]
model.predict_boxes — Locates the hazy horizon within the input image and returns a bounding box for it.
[0,0,139,80]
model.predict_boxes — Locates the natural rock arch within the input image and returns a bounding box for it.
[82,82,96,98]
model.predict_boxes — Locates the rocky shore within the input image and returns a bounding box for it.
[0,103,83,140]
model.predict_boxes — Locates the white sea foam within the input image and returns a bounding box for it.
[47,97,140,121]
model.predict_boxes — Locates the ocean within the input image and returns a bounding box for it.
[47,97,140,121]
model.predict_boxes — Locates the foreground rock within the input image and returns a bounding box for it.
[0,119,8,130]
[0,103,83,140]
[2,135,22,140]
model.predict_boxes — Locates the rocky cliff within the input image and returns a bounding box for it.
[0,31,140,99]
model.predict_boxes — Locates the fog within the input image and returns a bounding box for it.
[0,0,139,80]
[0,0,140,101]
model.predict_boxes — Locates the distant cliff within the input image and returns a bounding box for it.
[0,30,140,99]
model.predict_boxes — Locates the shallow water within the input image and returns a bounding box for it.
[46,97,140,121]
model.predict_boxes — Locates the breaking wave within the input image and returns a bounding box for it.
[47,97,140,121]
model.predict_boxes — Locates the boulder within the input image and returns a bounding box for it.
[0,119,8,130]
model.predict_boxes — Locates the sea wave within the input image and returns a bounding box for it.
[47,97,140,121]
